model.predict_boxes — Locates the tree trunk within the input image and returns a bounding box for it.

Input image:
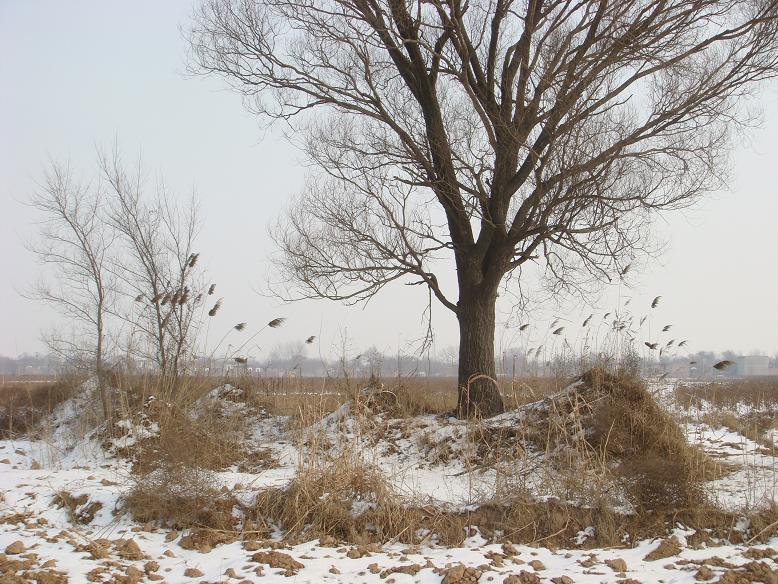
[456,288,505,418]
[95,320,111,421]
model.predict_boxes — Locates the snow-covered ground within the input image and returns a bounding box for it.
[1,379,776,583]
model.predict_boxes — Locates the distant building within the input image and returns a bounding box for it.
[737,355,769,377]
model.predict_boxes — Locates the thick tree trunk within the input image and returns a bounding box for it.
[456,288,505,418]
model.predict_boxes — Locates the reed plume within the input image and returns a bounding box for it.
[713,360,734,371]
[208,299,222,317]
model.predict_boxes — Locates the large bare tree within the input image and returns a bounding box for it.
[28,163,114,419]
[191,0,778,416]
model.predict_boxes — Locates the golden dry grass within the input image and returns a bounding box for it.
[0,375,84,437]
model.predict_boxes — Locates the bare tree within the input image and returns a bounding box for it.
[99,152,203,388]
[28,163,114,419]
[191,0,778,417]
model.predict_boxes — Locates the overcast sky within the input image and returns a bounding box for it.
[1,0,777,360]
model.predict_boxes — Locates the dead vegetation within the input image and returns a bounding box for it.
[249,453,415,543]
[52,491,103,525]
[676,378,778,410]
[124,462,237,531]
[5,367,777,551]
[0,376,83,438]
[675,378,778,449]
[481,368,718,511]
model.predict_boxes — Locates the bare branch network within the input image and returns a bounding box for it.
[191,0,778,415]
[192,0,778,311]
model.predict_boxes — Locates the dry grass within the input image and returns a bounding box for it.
[228,373,569,420]
[583,369,714,510]
[52,490,103,524]
[249,453,417,543]
[675,378,778,448]
[106,388,266,474]
[13,368,775,548]
[0,375,84,438]
[676,378,778,410]
[477,369,718,511]
[124,462,236,530]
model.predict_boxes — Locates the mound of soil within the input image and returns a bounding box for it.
[485,368,708,510]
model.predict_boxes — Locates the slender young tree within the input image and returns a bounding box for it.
[99,151,203,388]
[28,163,114,420]
[191,0,778,417]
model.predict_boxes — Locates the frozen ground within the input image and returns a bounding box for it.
[0,379,776,583]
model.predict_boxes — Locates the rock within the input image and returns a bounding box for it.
[643,537,682,562]
[145,561,160,574]
[368,563,380,574]
[695,565,715,581]
[184,567,204,577]
[551,576,574,584]
[165,531,179,543]
[329,566,341,574]
[606,558,628,572]
[380,564,422,578]
[126,565,144,582]
[36,572,68,584]
[4,541,25,555]
[250,551,304,576]
[528,559,546,571]
[442,564,482,584]
[115,538,144,561]
[716,561,777,584]
[502,543,519,557]
[504,572,541,584]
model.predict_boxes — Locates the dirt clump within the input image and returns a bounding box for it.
[179,528,236,552]
[4,542,25,555]
[504,572,541,584]
[250,551,304,576]
[606,558,629,572]
[716,561,777,584]
[440,564,482,584]
[644,536,682,561]
[114,538,145,561]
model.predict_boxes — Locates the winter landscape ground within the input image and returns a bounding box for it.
[0,371,775,584]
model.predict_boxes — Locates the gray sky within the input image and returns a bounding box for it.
[1,0,777,360]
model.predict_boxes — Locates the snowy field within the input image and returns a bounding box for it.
[0,378,776,583]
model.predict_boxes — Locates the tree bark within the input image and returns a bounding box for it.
[456,287,505,418]
[96,311,111,421]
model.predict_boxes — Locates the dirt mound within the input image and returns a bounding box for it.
[485,368,710,510]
